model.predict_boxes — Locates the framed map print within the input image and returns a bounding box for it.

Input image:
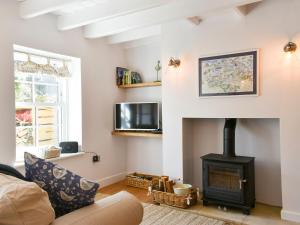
[199,50,259,97]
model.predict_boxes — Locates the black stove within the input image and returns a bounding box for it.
[201,119,255,215]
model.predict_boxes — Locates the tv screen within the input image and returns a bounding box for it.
[115,102,160,131]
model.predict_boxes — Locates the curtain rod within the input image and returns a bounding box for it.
[14,50,72,62]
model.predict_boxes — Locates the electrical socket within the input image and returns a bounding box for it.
[92,155,100,163]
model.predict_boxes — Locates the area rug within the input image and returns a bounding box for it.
[141,204,240,225]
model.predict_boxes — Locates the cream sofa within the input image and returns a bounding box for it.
[52,191,144,225]
[0,165,143,225]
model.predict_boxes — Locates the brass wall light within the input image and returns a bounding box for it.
[284,42,297,53]
[168,57,181,68]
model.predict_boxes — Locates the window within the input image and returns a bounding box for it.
[14,46,81,162]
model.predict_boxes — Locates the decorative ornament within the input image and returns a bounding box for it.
[154,60,162,82]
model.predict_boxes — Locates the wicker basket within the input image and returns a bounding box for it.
[152,189,198,208]
[126,173,161,189]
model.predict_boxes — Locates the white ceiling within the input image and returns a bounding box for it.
[53,0,108,15]
[18,0,263,45]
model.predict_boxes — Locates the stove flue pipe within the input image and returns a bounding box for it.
[223,118,237,157]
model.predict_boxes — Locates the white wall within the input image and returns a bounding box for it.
[0,0,127,185]
[124,41,163,175]
[161,0,300,221]
[183,118,281,206]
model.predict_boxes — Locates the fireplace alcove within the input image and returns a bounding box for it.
[182,118,282,207]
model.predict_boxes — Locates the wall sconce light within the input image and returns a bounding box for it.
[168,57,181,68]
[284,42,297,53]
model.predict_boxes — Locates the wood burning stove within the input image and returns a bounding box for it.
[201,119,255,215]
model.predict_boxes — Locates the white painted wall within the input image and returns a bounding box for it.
[124,41,163,175]
[161,0,300,221]
[183,118,281,206]
[0,0,127,185]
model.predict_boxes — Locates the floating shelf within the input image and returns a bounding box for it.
[118,82,161,89]
[111,131,162,138]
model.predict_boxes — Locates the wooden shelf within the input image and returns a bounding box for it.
[118,82,161,89]
[111,131,162,138]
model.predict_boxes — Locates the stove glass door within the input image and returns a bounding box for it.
[203,161,245,204]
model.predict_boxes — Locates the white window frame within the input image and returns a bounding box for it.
[15,75,68,143]
[14,46,76,162]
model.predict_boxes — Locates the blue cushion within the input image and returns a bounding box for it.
[24,152,100,218]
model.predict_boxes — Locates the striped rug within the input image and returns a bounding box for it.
[141,204,240,225]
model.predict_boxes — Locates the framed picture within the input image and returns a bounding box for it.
[199,50,259,97]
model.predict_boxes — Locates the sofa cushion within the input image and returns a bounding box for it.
[52,191,144,225]
[0,173,55,225]
[24,152,100,218]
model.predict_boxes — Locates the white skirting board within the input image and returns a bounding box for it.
[97,172,126,188]
[281,209,300,223]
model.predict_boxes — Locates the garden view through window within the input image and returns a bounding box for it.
[14,47,72,161]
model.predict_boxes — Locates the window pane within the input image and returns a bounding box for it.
[16,108,34,126]
[16,127,34,147]
[37,107,57,125]
[15,82,32,102]
[34,74,58,84]
[15,72,33,82]
[38,126,57,146]
[35,84,58,103]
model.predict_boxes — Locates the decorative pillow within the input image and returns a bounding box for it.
[24,152,100,218]
[0,173,55,225]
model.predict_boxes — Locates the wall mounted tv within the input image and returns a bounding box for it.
[115,102,161,131]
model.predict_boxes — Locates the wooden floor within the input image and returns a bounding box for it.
[100,180,299,225]
[100,180,151,203]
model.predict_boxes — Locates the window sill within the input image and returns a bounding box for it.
[14,152,85,168]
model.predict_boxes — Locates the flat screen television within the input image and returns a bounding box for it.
[115,102,161,131]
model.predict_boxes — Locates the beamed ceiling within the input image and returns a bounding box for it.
[18,0,263,44]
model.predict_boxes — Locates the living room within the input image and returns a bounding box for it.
[1,0,300,225]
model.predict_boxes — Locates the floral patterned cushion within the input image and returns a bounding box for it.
[24,152,99,218]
